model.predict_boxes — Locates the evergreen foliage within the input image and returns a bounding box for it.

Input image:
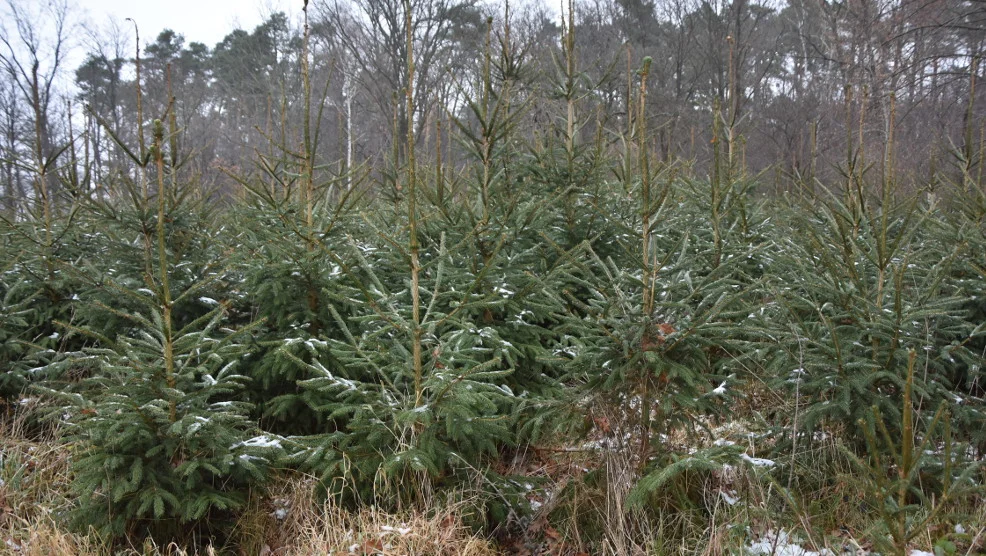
[842,351,981,556]
[0,5,984,553]
[0,215,86,403]
[33,118,275,543]
[760,190,984,444]
[275,12,581,507]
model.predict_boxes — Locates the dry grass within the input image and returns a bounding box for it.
[234,472,499,555]
[1,516,103,556]
[0,402,101,555]
[3,398,981,556]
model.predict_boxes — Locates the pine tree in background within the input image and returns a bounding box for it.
[560,180,759,498]
[947,214,986,452]
[938,144,986,452]
[232,198,359,435]
[0,258,52,400]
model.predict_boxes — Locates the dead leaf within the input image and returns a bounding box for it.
[592,415,611,434]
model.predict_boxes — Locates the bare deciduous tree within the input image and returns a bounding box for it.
[0,0,74,218]
[313,0,483,165]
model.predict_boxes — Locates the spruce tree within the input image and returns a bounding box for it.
[760,190,981,443]
[556,59,760,520]
[276,7,577,517]
[39,119,274,543]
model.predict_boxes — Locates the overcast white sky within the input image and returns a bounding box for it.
[79,0,299,48]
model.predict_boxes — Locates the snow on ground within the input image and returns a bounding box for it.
[746,530,833,556]
[740,453,776,467]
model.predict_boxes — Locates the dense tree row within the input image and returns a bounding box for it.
[1,0,984,552]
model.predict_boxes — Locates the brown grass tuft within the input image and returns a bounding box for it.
[1,402,95,555]
[235,472,499,555]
